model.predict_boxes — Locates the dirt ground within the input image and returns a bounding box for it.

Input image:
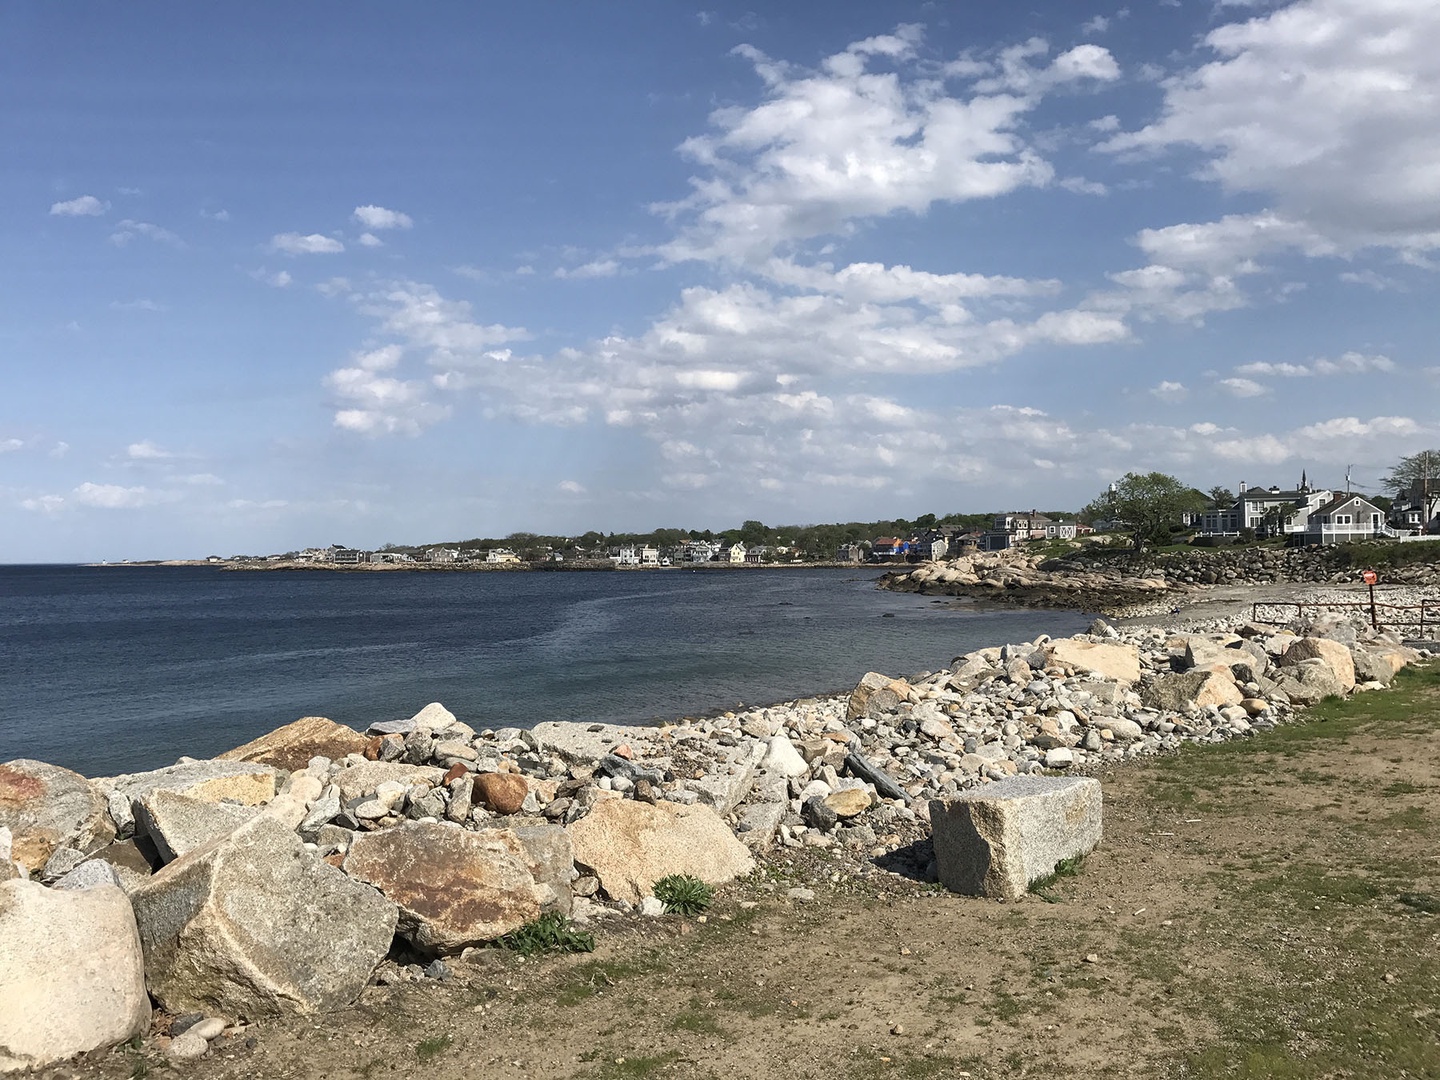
[51,666,1440,1080]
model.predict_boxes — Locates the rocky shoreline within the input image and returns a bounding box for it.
[2,574,1436,1072]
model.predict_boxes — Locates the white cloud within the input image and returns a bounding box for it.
[1218,377,1267,397]
[50,195,109,216]
[1103,0,1440,257]
[353,205,414,230]
[21,494,66,513]
[264,270,292,288]
[178,473,224,486]
[110,220,182,247]
[1236,351,1394,378]
[127,439,172,460]
[109,299,164,312]
[0,438,24,453]
[270,232,345,255]
[554,259,620,279]
[655,27,1123,264]
[72,482,154,509]
[201,207,230,221]
[1081,15,1110,34]
[49,441,69,458]
[558,480,586,495]
[326,367,452,436]
[1150,380,1189,402]
[358,232,384,248]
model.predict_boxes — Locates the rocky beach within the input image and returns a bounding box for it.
[2,549,1437,1075]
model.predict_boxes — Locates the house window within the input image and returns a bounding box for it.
[1335,514,1351,525]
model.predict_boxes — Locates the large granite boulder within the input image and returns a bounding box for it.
[930,776,1103,901]
[1141,670,1244,711]
[94,761,280,839]
[509,825,577,916]
[1352,646,1413,686]
[0,760,114,872]
[567,799,754,905]
[1045,639,1141,685]
[134,789,262,863]
[343,822,539,954]
[529,722,658,766]
[1274,659,1346,705]
[846,672,905,720]
[0,880,149,1072]
[1280,637,1356,691]
[216,716,369,772]
[333,761,443,803]
[130,816,396,1020]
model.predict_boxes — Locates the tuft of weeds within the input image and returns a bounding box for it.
[1028,853,1087,901]
[415,1034,452,1063]
[496,912,596,956]
[652,873,714,915]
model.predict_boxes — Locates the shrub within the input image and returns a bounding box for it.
[496,912,596,956]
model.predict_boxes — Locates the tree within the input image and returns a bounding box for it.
[1207,485,1235,508]
[1381,449,1440,496]
[1084,472,1208,550]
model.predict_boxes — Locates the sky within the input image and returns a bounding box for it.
[3,0,1438,562]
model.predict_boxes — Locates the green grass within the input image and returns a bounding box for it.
[414,1035,452,1063]
[1028,852,1087,902]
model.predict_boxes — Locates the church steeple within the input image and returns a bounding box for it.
[1300,469,1308,493]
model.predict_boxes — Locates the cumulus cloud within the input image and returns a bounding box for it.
[110,220,182,247]
[655,26,1119,264]
[1150,380,1189,402]
[357,232,384,248]
[554,259,620,279]
[270,232,344,255]
[1103,0,1440,257]
[126,440,172,460]
[1218,377,1267,397]
[353,205,413,230]
[252,269,292,288]
[72,482,155,509]
[558,479,586,495]
[1235,351,1395,378]
[21,494,66,513]
[50,195,109,216]
[1,437,24,453]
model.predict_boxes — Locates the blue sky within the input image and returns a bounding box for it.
[3,0,1438,561]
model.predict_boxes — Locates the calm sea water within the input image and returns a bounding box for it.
[0,565,1090,776]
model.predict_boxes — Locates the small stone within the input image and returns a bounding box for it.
[187,1017,226,1041]
[1082,953,1100,964]
[474,772,528,815]
[890,1024,905,1036]
[169,1013,204,1036]
[166,1032,209,1061]
[639,897,665,917]
[423,959,451,981]
[786,887,815,902]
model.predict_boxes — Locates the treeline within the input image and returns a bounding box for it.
[385,510,1077,563]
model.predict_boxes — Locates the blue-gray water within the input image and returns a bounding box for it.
[0,565,1090,776]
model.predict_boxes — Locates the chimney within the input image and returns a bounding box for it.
[1238,481,1247,494]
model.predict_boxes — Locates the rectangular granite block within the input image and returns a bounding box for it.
[930,776,1102,900]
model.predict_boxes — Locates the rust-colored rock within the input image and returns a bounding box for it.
[343,822,540,953]
[217,717,370,772]
[363,737,383,761]
[475,772,528,815]
[442,762,471,784]
[0,760,113,872]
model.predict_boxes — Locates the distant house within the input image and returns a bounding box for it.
[330,547,367,565]
[1389,481,1440,535]
[486,548,522,564]
[835,543,866,564]
[982,511,1073,551]
[683,540,722,563]
[911,530,949,562]
[427,547,459,563]
[1200,477,1334,538]
[870,537,908,560]
[1301,494,1395,545]
[744,546,766,565]
[727,542,747,564]
[639,546,660,566]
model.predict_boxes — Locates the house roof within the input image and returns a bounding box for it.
[1311,493,1379,518]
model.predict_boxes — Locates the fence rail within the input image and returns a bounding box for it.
[1252,596,1437,635]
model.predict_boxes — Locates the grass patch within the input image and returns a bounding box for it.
[652,873,714,915]
[670,1007,725,1035]
[496,912,596,956]
[1028,853,1087,902]
[414,1035,451,1063]
[1398,891,1440,914]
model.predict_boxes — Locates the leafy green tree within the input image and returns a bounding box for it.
[1084,472,1208,550]
[1207,485,1235,508]
[1382,449,1440,495]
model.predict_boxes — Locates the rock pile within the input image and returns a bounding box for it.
[0,602,1430,1069]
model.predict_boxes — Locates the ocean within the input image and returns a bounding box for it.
[0,565,1091,776]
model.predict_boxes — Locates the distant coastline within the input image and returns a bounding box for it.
[83,559,869,573]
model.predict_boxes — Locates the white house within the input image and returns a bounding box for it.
[486,548,522,564]
[1301,494,1396,545]
[728,542,747,564]
[1200,477,1334,537]
[1389,481,1440,535]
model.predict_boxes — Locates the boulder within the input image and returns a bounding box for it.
[822,788,873,819]
[1044,639,1141,685]
[529,722,659,766]
[95,761,280,838]
[847,672,902,720]
[0,880,149,1072]
[134,789,262,863]
[474,772,529,815]
[1096,716,1144,741]
[0,759,113,872]
[343,822,540,953]
[1274,660,1346,705]
[78,839,161,894]
[1141,671,1244,711]
[1280,637,1356,690]
[1351,646,1410,686]
[332,760,443,803]
[507,825,576,916]
[216,716,369,772]
[735,802,786,850]
[408,702,459,735]
[761,735,809,778]
[930,776,1103,901]
[567,799,755,905]
[130,816,396,1020]
[683,741,763,816]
